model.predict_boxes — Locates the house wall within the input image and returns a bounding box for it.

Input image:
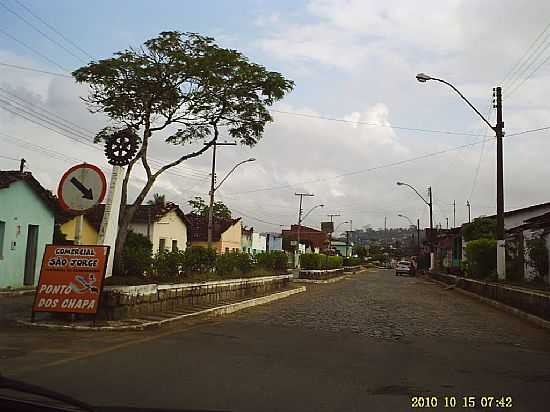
[0,181,54,288]
[60,216,98,244]
[251,232,266,254]
[147,210,187,253]
[522,228,550,282]
[266,233,283,251]
[505,206,550,230]
[241,233,252,253]
[220,221,242,253]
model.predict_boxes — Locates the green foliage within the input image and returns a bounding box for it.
[152,250,185,277]
[352,245,367,259]
[526,237,549,281]
[182,246,217,273]
[464,238,497,278]
[122,231,153,276]
[300,253,343,270]
[148,193,165,206]
[188,196,231,219]
[255,251,288,272]
[462,217,496,241]
[215,251,254,277]
[343,257,362,266]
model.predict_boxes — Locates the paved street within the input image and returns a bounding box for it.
[2,269,550,411]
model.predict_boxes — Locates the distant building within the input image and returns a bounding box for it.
[264,232,283,252]
[282,225,328,254]
[186,213,241,254]
[241,226,253,253]
[251,232,266,255]
[0,171,57,288]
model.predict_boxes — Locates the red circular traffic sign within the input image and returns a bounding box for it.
[57,163,107,212]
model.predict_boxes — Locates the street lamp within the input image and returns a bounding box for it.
[416,72,505,279]
[207,158,256,248]
[397,213,414,227]
[397,181,434,268]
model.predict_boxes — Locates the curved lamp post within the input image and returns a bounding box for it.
[416,72,505,279]
[207,158,255,248]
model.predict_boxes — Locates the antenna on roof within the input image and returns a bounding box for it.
[19,158,26,172]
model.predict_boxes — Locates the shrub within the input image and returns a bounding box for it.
[464,238,496,278]
[152,250,185,277]
[526,237,549,282]
[181,246,216,273]
[256,251,288,272]
[343,257,362,266]
[121,231,152,276]
[215,251,254,277]
[301,253,343,270]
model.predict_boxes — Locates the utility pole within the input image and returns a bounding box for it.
[417,218,420,254]
[327,213,340,253]
[384,216,387,246]
[446,217,449,229]
[452,200,456,228]
[207,141,237,248]
[295,192,314,268]
[466,200,471,223]
[494,86,505,280]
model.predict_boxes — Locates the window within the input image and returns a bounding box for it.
[225,247,229,254]
[0,220,5,259]
[172,239,178,252]
[159,238,166,252]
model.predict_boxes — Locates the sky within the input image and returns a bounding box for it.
[1,0,550,233]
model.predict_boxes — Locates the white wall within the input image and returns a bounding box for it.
[129,210,187,254]
[252,232,266,254]
[505,205,550,229]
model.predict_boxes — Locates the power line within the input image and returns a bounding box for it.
[0,62,72,78]
[0,154,20,162]
[505,50,550,99]
[270,109,485,137]
[13,0,94,60]
[0,0,86,63]
[501,21,550,87]
[0,27,70,72]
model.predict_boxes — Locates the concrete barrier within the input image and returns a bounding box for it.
[426,271,550,321]
[298,268,345,280]
[99,275,292,320]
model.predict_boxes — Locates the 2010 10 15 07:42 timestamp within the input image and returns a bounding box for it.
[411,395,513,408]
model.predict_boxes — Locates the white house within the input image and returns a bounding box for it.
[129,203,189,253]
[264,232,283,252]
[251,232,266,255]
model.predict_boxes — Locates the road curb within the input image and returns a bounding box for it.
[17,286,307,331]
[422,275,550,331]
[0,289,35,298]
[293,275,348,284]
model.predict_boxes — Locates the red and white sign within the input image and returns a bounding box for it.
[57,163,107,212]
[32,245,110,314]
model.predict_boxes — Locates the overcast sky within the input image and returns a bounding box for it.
[1,0,550,233]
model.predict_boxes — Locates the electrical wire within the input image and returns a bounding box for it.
[0,61,72,78]
[270,109,485,137]
[0,0,87,63]
[0,154,20,162]
[0,27,70,72]
[13,0,95,60]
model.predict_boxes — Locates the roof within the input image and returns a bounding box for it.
[56,202,189,232]
[484,201,550,219]
[186,213,241,242]
[506,211,550,233]
[0,170,58,211]
[282,225,329,249]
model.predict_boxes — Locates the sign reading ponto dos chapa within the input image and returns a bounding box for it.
[32,245,110,315]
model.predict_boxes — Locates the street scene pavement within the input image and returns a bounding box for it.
[2,269,550,412]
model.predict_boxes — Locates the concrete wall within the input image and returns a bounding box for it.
[100,274,292,320]
[251,232,266,254]
[0,181,54,288]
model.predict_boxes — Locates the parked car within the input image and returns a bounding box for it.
[396,260,415,276]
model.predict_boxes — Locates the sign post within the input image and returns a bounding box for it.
[31,245,110,323]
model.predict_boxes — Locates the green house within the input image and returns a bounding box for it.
[0,171,57,289]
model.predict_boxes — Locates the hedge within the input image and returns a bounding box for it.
[464,238,496,278]
[301,253,343,270]
[343,257,362,266]
[255,251,288,272]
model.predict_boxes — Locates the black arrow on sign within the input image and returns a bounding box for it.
[70,177,93,200]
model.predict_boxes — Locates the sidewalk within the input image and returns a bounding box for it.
[16,285,306,331]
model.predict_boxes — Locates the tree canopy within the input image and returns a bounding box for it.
[188,196,232,220]
[72,31,293,275]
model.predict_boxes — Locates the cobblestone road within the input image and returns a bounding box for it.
[234,269,550,349]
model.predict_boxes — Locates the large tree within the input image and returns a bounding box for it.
[73,31,294,274]
[188,196,231,219]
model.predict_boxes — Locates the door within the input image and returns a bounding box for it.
[24,225,39,285]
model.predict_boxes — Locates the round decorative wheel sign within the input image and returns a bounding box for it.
[57,163,107,212]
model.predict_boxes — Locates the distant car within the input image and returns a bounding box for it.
[396,260,415,276]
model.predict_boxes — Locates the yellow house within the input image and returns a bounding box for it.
[57,203,189,253]
[186,213,242,254]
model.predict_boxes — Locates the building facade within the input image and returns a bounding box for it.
[186,213,242,254]
[251,232,266,254]
[0,171,56,288]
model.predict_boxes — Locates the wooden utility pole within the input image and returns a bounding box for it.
[295,193,314,267]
